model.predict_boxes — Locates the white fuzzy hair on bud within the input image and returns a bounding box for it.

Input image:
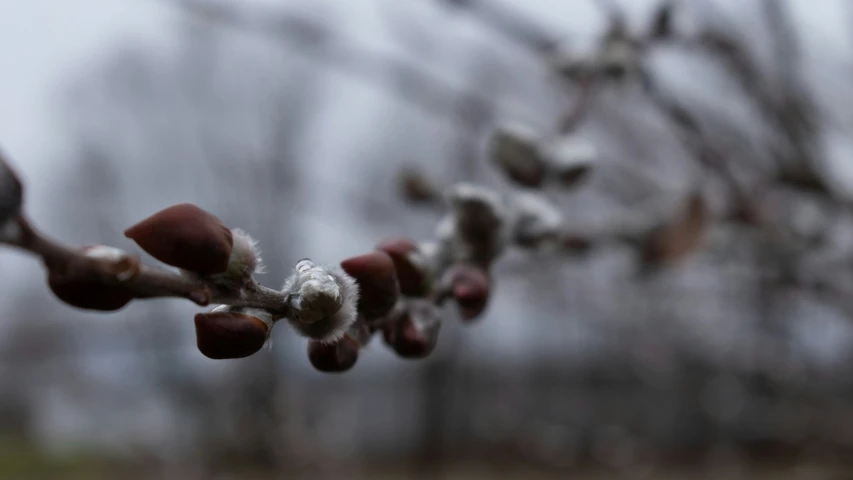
[510,192,563,248]
[540,136,597,187]
[283,259,359,343]
[547,40,598,82]
[184,228,264,290]
[229,229,264,275]
[437,184,508,267]
[417,240,451,278]
[446,183,505,233]
[489,122,544,186]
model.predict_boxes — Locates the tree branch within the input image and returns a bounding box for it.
[156,0,500,132]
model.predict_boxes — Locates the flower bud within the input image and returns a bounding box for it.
[340,251,400,319]
[489,122,546,188]
[195,228,264,290]
[510,192,562,248]
[548,41,598,83]
[0,151,23,231]
[377,238,432,296]
[382,300,441,359]
[194,306,272,359]
[398,166,439,205]
[124,203,233,276]
[307,335,359,373]
[438,184,507,267]
[561,235,593,255]
[640,192,706,269]
[283,259,359,343]
[48,278,134,311]
[347,314,373,347]
[540,136,596,188]
[445,184,505,243]
[46,245,138,311]
[598,39,639,81]
[449,265,490,321]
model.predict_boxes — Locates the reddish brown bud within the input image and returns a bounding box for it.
[307,336,359,373]
[376,238,430,296]
[340,251,400,318]
[450,265,490,321]
[194,309,270,359]
[382,302,441,359]
[46,245,136,312]
[383,315,438,358]
[47,275,134,311]
[641,192,706,269]
[561,235,593,254]
[125,203,233,276]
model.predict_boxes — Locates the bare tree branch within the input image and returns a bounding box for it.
[156,0,500,132]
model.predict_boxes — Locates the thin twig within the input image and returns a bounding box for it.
[2,215,293,314]
[156,0,499,132]
[431,0,558,53]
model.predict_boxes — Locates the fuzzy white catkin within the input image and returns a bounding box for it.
[283,259,359,343]
[230,229,264,275]
[182,229,264,290]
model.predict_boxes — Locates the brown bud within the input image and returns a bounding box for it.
[383,315,438,359]
[561,235,593,255]
[47,274,134,311]
[641,192,706,268]
[125,203,233,276]
[382,302,441,359]
[340,251,400,319]
[194,310,269,359]
[450,265,490,321]
[729,201,762,226]
[46,245,136,311]
[398,166,439,204]
[377,238,430,297]
[489,124,546,188]
[307,336,359,373]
